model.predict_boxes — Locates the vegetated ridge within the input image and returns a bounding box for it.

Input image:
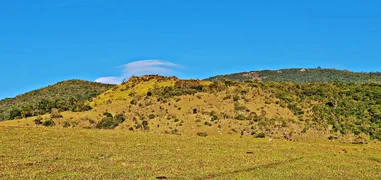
[206,68,381,83]
[0,80,115,121]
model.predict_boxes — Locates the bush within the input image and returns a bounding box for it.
[63,121,71,128]
[103,112,113,118]
[9,109,21,120]
[142,120,149,130]
[197,132,208,137]
[114,113,125,123]
[42,119,56,127]
[235,114,246,120]
[233,95,240,101]
[204,121,212,126]
[255,133,266,138]
[148,114,155,119]
[234,103,247,111]
[96,117,119,129]
[34,116,43,126]
[210,111,219,121]
[130,99,138,105]
[89,119,95,124]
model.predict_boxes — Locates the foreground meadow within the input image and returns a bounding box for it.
[0,126,380,179]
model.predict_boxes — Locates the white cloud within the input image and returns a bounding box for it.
[95,60,181,84]
[94,76,122,84]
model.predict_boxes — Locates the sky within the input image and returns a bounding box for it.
[0,0,380,99]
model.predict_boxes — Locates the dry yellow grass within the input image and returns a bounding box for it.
[0,126,380,179]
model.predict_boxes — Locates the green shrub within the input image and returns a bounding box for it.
[197,132,208,137]
[114,113,126,123]
[281,120,287,127]
[255,133,266,138]
[233,95,240,101]
[148,114,155,119]
[42,119,56,127]
[96,117,118,129]
[63,121,71,128]
[89,119,95,124]
[234,103,247,111]
[71,121,78,128]
[210,111,219,121]
[235,114,246,120]
[34,116,43,126]
[204,121,212,126]
[130,99,138,105]
[142,120,149,130]
[103,112,113,118]
[9,109,21,120]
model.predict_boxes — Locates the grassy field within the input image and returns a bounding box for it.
[0,126,380,179]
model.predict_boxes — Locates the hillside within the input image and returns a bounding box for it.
[0,80,115,121]
[3,75,380,142]
[206,68,381,83]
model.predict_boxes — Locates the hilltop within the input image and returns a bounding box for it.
[0,80,114,121]
[2,75,380,142]
[206,68,381,83]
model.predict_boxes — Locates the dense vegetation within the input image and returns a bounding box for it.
[0,80,114,121]
[207,68,381,83]
[261,82,381,141]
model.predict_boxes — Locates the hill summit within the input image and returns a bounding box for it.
[206,68,381,83]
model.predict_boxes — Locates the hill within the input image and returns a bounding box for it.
[0,80,115,121]
[206,68,381,83]
[2,75,380,142]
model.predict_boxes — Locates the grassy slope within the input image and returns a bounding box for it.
[0,126,380,179]
[206,68,381,83]
[90,76,178,107]
[1,76,301,139]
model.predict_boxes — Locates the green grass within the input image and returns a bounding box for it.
[1,126,380,179]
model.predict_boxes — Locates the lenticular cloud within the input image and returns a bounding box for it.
[95,60,181,84]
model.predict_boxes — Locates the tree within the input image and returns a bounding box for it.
[9,109,21,120]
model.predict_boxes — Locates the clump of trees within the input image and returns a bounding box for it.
[96,112,126,129]
[265,82,381,140]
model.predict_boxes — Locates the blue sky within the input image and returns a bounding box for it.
[0,0,380,99]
